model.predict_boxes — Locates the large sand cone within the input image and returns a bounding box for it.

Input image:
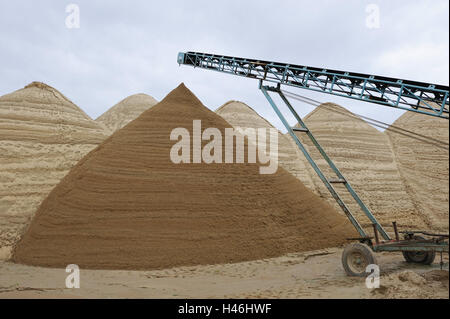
[96,93,158,133]
[293,103,426,231]
[13,84,356,270]
[216,101,317,192]
[0,82,109,258]
[386,111,449,231]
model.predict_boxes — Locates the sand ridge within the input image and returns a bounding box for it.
[0,82,109,257]
[292,103,427,231]
[386,110,449,231]
[96,93,158,133]
[216,100,317,191]
[12,83,356,271]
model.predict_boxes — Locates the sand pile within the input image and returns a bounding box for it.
[12,84,356,270]
[216,101,316,191]
[96,93,158,133]
[387,111,449,231]
[372,270,449,299]
[293,103,425,230]
[0,82,109,257]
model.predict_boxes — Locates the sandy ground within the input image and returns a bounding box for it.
[0,247,447,299]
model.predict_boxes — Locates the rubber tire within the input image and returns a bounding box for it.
[342,243,377,277]
[402,236,436,265]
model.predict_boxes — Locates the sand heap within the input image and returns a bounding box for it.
[96,93,158,133]
[293,103,425,230]
[0,82,109,257]
[13,84,355,270]
[387,111,449,231]
[216,101,316,191]
[373,270,449,299]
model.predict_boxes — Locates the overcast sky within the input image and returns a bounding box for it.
[0,0,448,131]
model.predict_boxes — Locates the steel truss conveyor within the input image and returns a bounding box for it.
[177,52,449,119]
[177,51,449,276]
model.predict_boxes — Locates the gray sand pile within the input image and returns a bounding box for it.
[291,103,426,230]
[96,93,158,133]
[387,110,449,231]
[216,101,316,191]
[0,82,109,259]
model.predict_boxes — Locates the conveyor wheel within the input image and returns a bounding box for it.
[342,243,377,277]
[402,236,436,265]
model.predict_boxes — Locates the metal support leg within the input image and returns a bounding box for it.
[260,83,367,238]
[393,222,400,241]
[259,81,391,241]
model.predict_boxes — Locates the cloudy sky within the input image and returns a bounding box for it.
[0,0,448,131]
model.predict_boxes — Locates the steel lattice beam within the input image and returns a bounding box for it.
[178,52,449,119]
